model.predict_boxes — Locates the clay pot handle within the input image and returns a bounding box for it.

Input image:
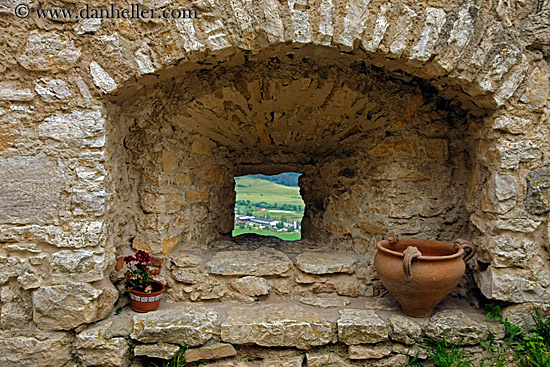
[386,232,400,246]
[403,246,422,282]
[454,239,476,263]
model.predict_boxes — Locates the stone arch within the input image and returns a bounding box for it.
[81,1,550,306]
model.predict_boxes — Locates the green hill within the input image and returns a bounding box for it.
[235,176,303,206]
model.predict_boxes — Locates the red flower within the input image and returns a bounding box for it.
[135,250,150,263]
[123,256,136,263]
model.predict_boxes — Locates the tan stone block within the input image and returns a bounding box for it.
[162,151,178,172]
[369,138,417,158]
[401,94,423,121]
[357,220,387,235]
[191,141,212,156]
[295,273,328,284]
[175,173,192,185]
[133,234,180,255]
[425,139,448,159]
[198,164,222,183]
[329,224,349,234]
[185,343,237,362]
[187,191,209,202]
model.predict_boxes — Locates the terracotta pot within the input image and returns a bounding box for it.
[129,280,165,313]
[374,233,475,318]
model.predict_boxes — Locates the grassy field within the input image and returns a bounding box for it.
[234,176,304,241]
[232,228,301,241]
[235,176,304,205]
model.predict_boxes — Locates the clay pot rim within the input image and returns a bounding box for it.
[376,238,464,261]
[129,280,165,296]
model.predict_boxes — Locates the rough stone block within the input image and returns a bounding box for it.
[134,343,181,360]
[39,109,105,147]
[337,309,388,345]
[35,78,71,102]
[89,61,117,93]
[388,314,422,344]
[479,266,544,303]
[50,249,106,283]
[0,331,72,367]
[75,321,130,367]
[221,304,334,350]
[0,82,34,101]
[493,115,531,134]
[306,353,349,367]
[0,154,66,224]
[172,254,201,267]
[33,280,118,331]
[131,305,218,346]
[295,252,356,274]
[299,297,351,309]
[0,283,32,329]
[497,139,541,169]
[480,235,534,268]
[424,309,497,345]
[185,343,237,362]
[231,276,271,296]
[348,344,392,360]
[526,166,550,214]
[206,248,293,276]
[17,31,80,71]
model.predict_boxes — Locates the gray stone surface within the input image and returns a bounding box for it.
[348,344,392,360]
[479,266,544,303]
[337,309,388,345]
[0,220,106,248]
[0,331,72,367]
[39,109,105,148]
[131,305,218,346]
[299,297,351,309]
[521,10,550,56]
[17,31,81,71]
[0,82,34,101]
[50,248,107,283]
[75,320,130,367]
[185,343,237,362]
[33,280,117,331]
[221,304,334,350]
[389,314,422,344]
[231,276,271,297]
[0,154,66,225]
[206,248,293,276]
[497,139,541,169]
[493,115,531,134]
[89,61,117,93]
[35,78,71,102]
[424,309,502,345]
[295,252,356,274]
[481,235,534,268]
[134,343,181,360]
[526,166,550,214]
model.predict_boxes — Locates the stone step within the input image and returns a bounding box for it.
[74,298,504,365]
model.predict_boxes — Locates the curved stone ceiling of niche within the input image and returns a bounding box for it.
[164,62,424,157]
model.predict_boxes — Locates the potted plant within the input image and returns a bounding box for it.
[118,250,165,313]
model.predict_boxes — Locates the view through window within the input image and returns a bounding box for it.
[233,173,304,240]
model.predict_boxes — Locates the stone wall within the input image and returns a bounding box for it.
[0,0,549,365]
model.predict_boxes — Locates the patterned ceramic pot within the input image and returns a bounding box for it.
[129,280,165,313]
[374,233,475,318]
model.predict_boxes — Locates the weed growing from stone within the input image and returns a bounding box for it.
[484,305,550,367]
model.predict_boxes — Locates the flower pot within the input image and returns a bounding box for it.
[129,280,165,313]
[374,233,475,318]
